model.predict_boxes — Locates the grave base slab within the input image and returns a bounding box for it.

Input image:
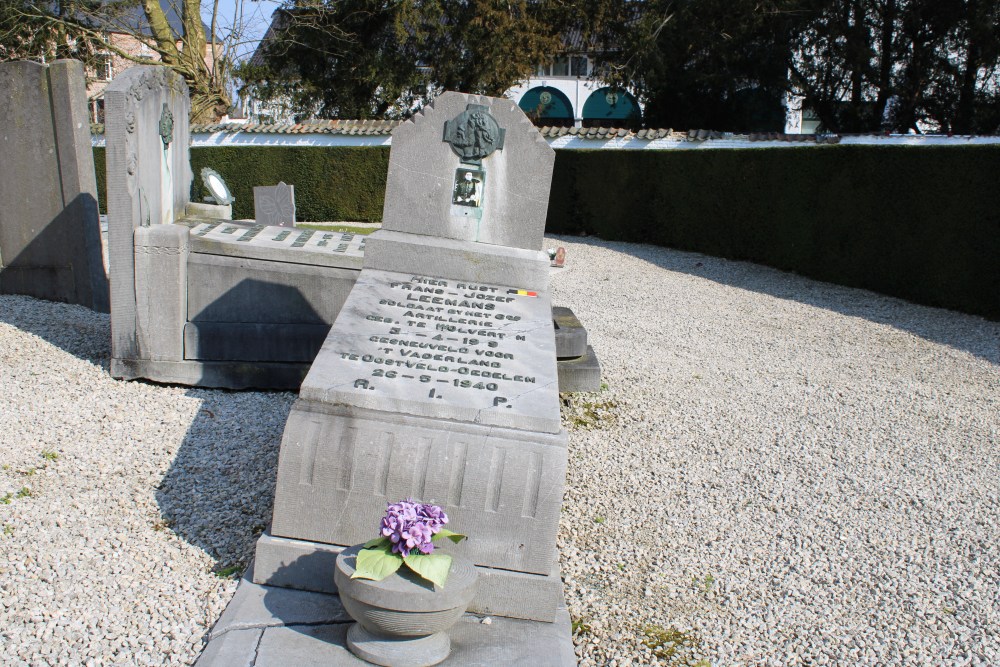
[556,346,602,393]
[197,564,576,667]
[110,357,310,390]
[253,531,565,623]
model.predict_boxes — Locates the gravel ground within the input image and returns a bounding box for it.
[1,236,998,666]
[0,296,294,666]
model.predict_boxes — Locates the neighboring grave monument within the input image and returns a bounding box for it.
[104,66,364,389]
[255,93,570,627]
[0,60,108,312]
[254,182,296,227]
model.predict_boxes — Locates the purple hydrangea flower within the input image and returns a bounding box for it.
[380,499,448,557]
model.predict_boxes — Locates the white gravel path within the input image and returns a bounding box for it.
[1,236,998,666]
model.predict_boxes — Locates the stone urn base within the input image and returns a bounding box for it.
[334,544,479,667]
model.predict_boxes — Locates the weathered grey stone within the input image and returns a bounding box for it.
[254,182,296,227]
[298,270,562,434]
[185,221,365,269]
[184,322,330,363]
[194,628,263,667]
[211,563,350,639]
[0,59,108,311]
[134,224,187,361]
[362,230,548,288]
[186,252,357,325]
[381,93,554,252]
[253,531,343,594]
[186,202,232,219]
[105,66,191,365]
[556,346,602,393]
[346,624,450,667]
[198,573,575,666]
[269,403,565,575]
[552,306,588,359]
[110,357,311,390]
[252,626,354,667]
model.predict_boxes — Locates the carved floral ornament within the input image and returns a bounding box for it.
[125,68,189,108]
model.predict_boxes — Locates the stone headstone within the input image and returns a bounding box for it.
[255,93,567,624]
[0,60,109,312]
[254,182,296,227]
[104,66,191,366]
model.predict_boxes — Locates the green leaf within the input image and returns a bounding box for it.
[431,528,467,544]
[352,545,403,582]
[403,553,453,588]
[363,536,390,549]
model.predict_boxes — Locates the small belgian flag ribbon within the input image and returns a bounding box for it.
[507,289,538,297]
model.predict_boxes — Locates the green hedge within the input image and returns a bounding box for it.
[94,147,106,214]
[92,145,389,222]
[91,143,999,319]
[547,145,1000,320]
[190,146,389,222]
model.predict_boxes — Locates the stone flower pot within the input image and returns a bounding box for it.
[334,543,479,667]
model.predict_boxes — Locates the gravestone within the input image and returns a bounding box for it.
[255,93,569,625]
[254,182,296,227]
[0,60,108,312]
[102,66,368,390]
[104,66,192,372]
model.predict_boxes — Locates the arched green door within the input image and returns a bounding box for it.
[582,88,641,127]
[518,87,574,127]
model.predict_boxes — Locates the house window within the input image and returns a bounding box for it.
[95,55,112,81]
[536,55,588,78]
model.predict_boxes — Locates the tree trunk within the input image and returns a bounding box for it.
[874,0,896,127]
[954,0,980,134]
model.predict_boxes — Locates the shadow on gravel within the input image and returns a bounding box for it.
[0,296,297,574]
[555,236,1000,366]
[0,295,110,366]
[155,390,296,574]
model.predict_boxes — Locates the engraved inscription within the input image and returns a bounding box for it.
[187,223,365,258]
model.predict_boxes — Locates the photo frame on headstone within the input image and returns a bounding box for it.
[451,167,484,208]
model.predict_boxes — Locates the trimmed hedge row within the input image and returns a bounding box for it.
[91,144,999,319]
[189,146,390,222]
[548,145,1000,320]
[92,145,390,222]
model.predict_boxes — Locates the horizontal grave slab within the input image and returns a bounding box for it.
[300,268,562,434]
